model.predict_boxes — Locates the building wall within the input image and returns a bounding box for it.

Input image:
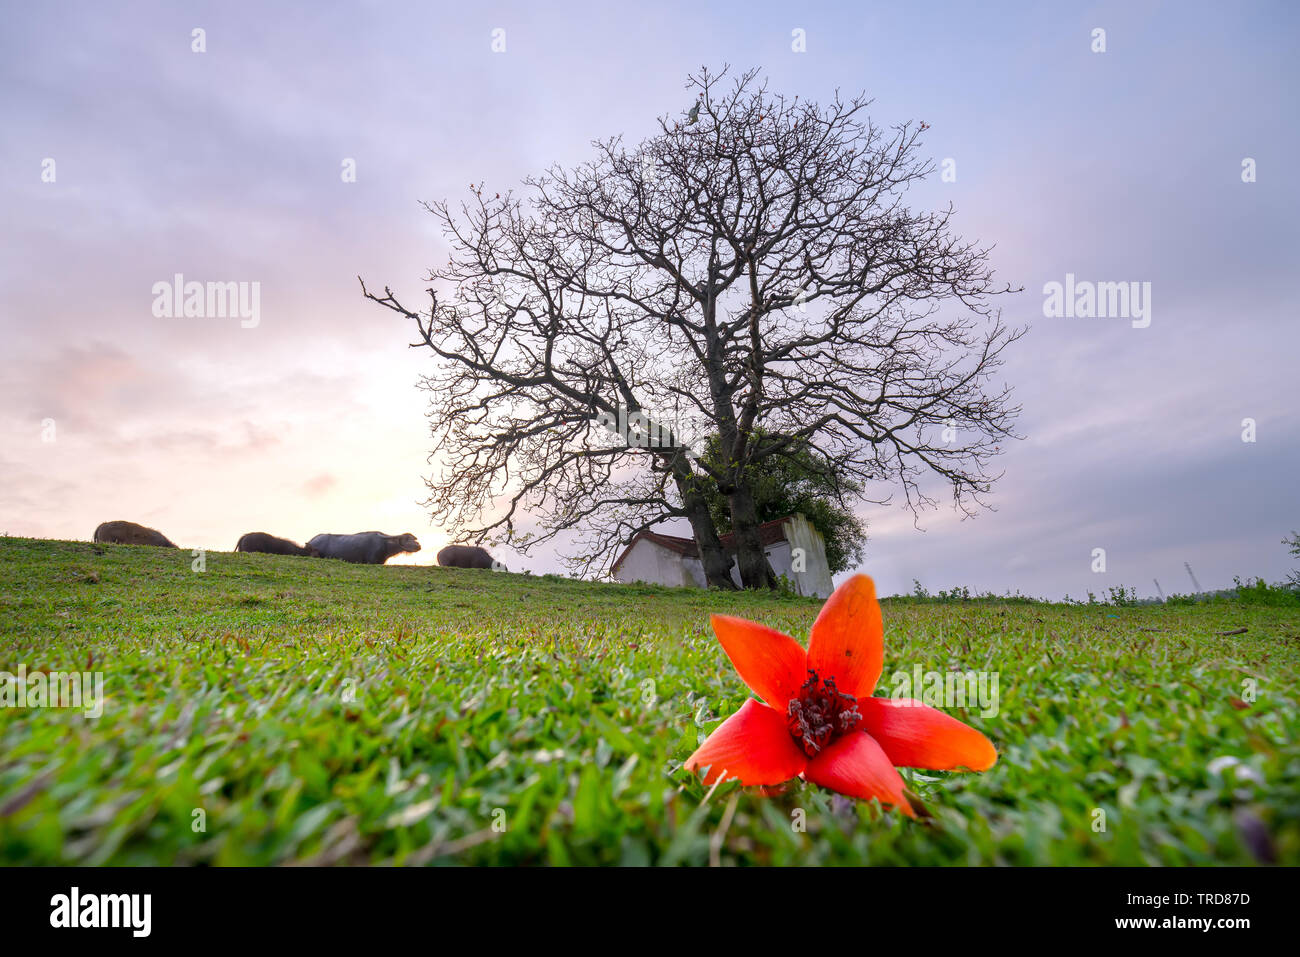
[725,542,791,589]
[781,514,834,598]
[613,514,834,597]
[681,556,708,588]
[722,519,832,598]
[765,540,794,583]
[612,538,695,588]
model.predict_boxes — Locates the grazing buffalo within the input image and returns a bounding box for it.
[307,531,421,565]
[235,532,321,558]
[93,520,178,548]
[436,544,501,570]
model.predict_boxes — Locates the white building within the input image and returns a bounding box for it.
[610,514,835,598]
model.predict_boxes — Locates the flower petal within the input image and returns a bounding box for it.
[859,697,998,771]
[805,574,884,698]
[803,730,915,816]
[684,698,806,786]
[710,614,808,708]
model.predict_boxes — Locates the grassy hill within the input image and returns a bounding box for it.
[1,535,1297,865]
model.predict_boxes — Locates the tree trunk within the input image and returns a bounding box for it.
[672,459,736,590]
[686,499,736,589]
[728,482,776,590]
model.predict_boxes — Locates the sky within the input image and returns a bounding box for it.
[1,0,1296,599]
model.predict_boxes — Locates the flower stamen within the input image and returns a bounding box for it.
[786,669,861,757]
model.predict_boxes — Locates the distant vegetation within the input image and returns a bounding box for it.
[909,576,1299,608]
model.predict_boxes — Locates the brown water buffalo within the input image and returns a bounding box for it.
[307,531,420,564]
[93,520,178,548]
[235,532,321,557]
[436,544,501,570]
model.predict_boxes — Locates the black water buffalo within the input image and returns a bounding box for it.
[307,531,421,564]
[93,520,178,548]
[436,544,501,570]
[235,532,321,557]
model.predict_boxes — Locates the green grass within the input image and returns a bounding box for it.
[1,536,1297,865]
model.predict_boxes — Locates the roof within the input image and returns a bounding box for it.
[610,516,797,574]
[719,517,796,551]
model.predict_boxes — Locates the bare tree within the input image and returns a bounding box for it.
[365,65,1021,588]
[359,206,736,586]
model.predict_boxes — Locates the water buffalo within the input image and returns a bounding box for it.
[436,544,501,570]
[307,531,420,564]
[235,532,321,557]
[93,520,178,548]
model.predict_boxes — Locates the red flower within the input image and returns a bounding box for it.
[684,575,996,816]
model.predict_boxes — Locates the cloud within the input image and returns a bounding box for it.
[301,474,337,498]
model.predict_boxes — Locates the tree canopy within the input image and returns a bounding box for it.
[698,434,868,575]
